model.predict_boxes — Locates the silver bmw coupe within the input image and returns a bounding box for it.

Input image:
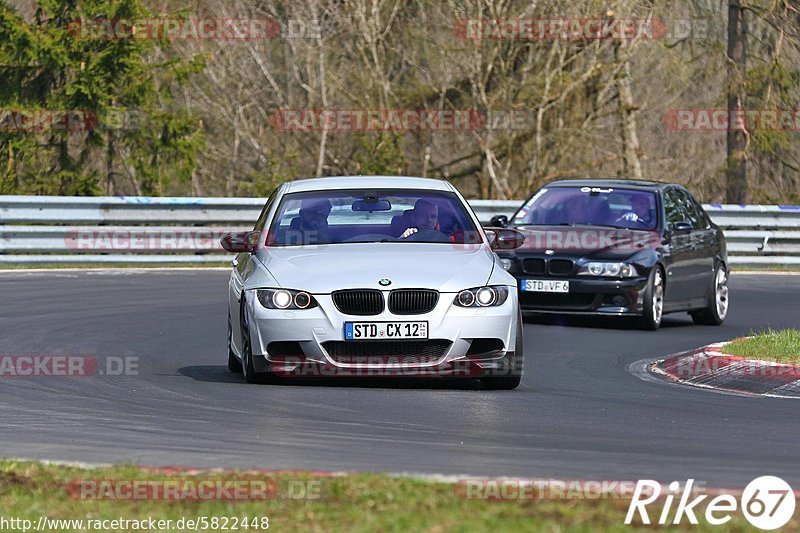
[221,176,525,389]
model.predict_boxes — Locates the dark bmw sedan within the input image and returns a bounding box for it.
[489,179,729,330]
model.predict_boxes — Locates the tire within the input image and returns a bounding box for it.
[227,311,242,373]
[691,263,729,325]
[638,266,664,331]
[481,310,524,390]
[240,294,268,384]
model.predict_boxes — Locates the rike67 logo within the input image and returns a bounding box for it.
[625,476,796,530]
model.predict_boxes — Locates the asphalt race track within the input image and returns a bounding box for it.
[1,270,798,487]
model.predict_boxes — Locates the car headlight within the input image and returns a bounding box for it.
[577,262,639,277]
[257,289,318,310]
[454,286,509,307]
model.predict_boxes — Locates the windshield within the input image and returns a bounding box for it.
[511,186,658,230]
[267,189,481,246]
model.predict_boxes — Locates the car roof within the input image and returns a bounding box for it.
[543,179,677,191]
[285,176,454,193]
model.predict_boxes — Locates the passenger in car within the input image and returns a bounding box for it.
[287,198,333,244]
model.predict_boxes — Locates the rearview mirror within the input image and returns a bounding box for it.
[489,214,509,228]
[486,228,525,250]
[352,199,391,212]
[220,231,261,253]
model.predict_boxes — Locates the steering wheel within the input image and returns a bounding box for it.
[341,233,396,243]
[614,214,649,228]
[401,229,450,242]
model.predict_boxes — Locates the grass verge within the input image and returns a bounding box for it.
[0,460,779,532]
[724,329,800,364]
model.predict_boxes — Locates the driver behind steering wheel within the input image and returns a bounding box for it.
[400,199,439,239]
[617,194,653,227]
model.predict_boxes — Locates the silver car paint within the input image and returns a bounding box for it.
[227,176,519,371]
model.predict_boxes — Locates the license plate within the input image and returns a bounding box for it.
[521,279,570,293]
[344,321,428,340]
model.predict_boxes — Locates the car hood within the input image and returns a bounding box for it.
[509,225,661,260]
[257,243,496,293]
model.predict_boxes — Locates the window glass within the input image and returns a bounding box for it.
[254,188,279,232]
[677,189,709,229]
[267,189,479,246]
[663,188,688,226]
[512,186,658,230]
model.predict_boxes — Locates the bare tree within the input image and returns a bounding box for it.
[726,0,747,203]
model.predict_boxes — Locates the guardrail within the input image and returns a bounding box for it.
[703,205,800,266]
[1,196,799,267]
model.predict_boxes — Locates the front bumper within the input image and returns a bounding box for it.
[244,288,520,378]
[515,276,649,316]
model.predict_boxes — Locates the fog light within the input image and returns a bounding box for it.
[612,295,627,306]
[499,258,513,271]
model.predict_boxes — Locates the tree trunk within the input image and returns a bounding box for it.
[106,130,115,195]
[614,39,643,181]
[726,0,748,203]
[313,2,329,177]
[228,113,239,196]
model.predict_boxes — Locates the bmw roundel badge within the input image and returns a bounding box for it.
[378,278,391,286]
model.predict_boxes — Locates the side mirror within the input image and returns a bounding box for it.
[220,231,261,253]
[486,228,525,250]
[489,214,509,228]
[671,221,693,234]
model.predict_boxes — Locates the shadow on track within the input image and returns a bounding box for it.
[522,312,694,330]
[178,365,491,390]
